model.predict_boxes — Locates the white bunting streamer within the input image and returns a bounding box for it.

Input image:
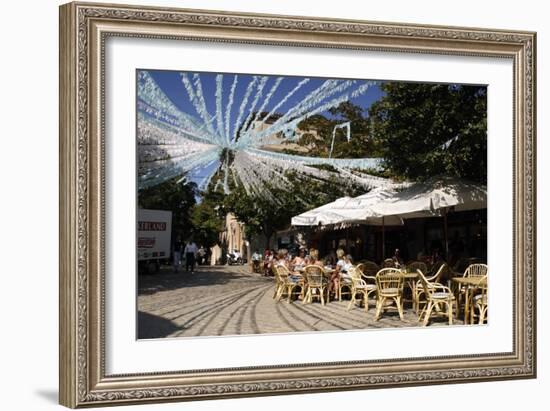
[137,70,388,198]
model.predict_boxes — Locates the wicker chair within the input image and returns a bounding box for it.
[406,261,428,276]
[274,265,304,303]
[272,266,282,299]
[429,260,450,282]
[347,267,377,312]
[416,269,455,326]
[337,266,358,302]
[271,262,281,298]
[413,263,449,314]
[456,263,488,315]
[374,268,404,321]
[403,261,427,309]
[382,258,396,268]
[359,261,380,277]
[303,265,329,305]
[469,275,488,324]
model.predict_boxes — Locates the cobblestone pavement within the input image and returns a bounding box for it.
[137,265,464,339]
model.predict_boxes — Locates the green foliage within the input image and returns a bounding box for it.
[190,189,225,248]
[368,83,487,183]
[138,177,198,242]
[223,170,365,247]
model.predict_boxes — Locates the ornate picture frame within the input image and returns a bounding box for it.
[59,1,536,408]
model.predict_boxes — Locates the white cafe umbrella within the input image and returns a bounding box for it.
[291,187,404,258]
[291,188,404,227]
[370,178,487,256]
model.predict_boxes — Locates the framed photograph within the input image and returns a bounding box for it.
[59,1,536,408]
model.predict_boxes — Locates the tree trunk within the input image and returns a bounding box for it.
[264,227,274,250]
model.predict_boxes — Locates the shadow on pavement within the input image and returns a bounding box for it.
[138,311,181,339]
[138,265,269,296]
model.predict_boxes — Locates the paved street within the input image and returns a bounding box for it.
[138,265,463,339]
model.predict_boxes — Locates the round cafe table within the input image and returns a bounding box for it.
[400,270,419,309]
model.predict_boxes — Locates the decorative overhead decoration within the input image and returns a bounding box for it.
[137,70,391,197]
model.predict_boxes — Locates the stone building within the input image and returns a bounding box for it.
[209,213,249,265]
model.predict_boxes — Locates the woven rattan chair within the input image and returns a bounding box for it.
[413,263,449,314]
[429,260,451,282]
[374,268,404,321]
[406,261,428,276]
[456,263,488,315]
[416,269,455,326]
[303,265,328,305]
[337,266,358,302]
[469,275,488,324]
[272,264,282,299]
[347,267,377,312]
[404,261,427,310]
[274,265,304,303]
[359,261,380,277]
[382,258,396,268]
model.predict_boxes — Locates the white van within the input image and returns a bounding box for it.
[137,209,172,274]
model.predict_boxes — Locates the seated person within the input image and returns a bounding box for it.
[252,250,262,261]
[274,249,290,268]
[340,255,355,280]
[308,249,324,267]
[329,248,346,295]
[392,248,404,268]
[291,248,307,270]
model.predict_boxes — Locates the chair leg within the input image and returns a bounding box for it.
[366,290,376,312]
[363,292,369,312]
[303,289,310,304]
[347,292,355,311]
[417,299,429,322]
[480,307,487,324]
[396,297,404,321]
[448,300,453,325]
[275,286,282,302]
[375,297,384,320]
[422,301,434,326]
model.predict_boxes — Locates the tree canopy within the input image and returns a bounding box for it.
[190,189,225,248]
[368,82,487,184]
[138,176,198,243]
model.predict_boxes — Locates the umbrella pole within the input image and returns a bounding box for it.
[382,216,385,260]
[443,207,449,260]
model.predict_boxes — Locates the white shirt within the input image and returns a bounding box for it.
[184,243,198,254]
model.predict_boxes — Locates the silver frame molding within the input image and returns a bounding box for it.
[59,2,536,408]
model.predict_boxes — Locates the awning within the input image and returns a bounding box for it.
[370,177,487,218]
[291,188,404,227]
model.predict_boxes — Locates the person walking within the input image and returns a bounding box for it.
[173,238,183,273]
[197,245,206,265]
[184,240,198,273]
